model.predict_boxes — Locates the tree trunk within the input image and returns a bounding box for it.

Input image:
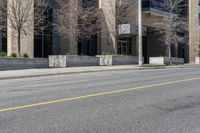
[168,44,172,64]
[17,30,21,57]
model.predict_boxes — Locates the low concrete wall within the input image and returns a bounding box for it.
[0,58,48,70]
[170,57,184,64]
[97,55,138,66]
[49,55,100,67]
[149,57,184,65]
[113,56,138,65]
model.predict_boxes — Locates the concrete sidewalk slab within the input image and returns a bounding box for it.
[0,64,199,80]
[0,65,141,80]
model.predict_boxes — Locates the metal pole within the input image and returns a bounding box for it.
[42,30,44,57]
[138,0,143,66]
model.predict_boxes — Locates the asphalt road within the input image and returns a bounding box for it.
[1,68,200,133]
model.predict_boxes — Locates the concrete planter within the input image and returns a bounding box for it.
[97,55,138,66]
[149,57,184,65]
[195,57,200,64]
[49,55,100,68]
[0,58,48,70]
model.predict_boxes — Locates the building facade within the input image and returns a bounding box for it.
[0,0,199,63]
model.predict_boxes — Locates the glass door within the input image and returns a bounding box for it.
[117,40,129,55]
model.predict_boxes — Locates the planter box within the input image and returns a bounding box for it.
[49,55,100,68]
[97,55,138,66]
[195,57,200,64]
[0,58,48,70]
[149,57,184,65]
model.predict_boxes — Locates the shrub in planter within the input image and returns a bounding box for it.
[101,52,114,55]
[65,52,77,55]
[10,53,17,58]
[23,53,29,58]
[0,52,7,57]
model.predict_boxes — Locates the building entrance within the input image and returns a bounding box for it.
[117,40,130,55]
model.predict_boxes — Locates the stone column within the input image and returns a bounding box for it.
[68,0,78,54]
[100,0,117,54]
[188,0,199,63]
[7,0,34,57]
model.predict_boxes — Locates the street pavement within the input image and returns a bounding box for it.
[0,68,200,133]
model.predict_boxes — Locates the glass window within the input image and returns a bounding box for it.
[78,36,97,56]
[0,16,7,53]
[34,5,53,58]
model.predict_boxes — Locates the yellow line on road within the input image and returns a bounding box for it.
[0,77,200,113]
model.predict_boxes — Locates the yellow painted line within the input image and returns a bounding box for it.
[0,77,200,113]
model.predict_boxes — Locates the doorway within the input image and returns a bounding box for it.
[143,36,148,64]
[34,35,52,58]
[117,40,130,55]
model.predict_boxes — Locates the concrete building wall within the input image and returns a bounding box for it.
[142,14,165,28]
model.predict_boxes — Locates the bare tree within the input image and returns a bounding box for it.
[0,0,49,57]
[55,0,101,42]
[55,0,137,55]
[153,0,188,62]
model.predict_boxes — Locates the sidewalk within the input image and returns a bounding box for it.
[0,64,199,80]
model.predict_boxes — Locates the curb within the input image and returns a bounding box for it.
[0,65,198,80]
